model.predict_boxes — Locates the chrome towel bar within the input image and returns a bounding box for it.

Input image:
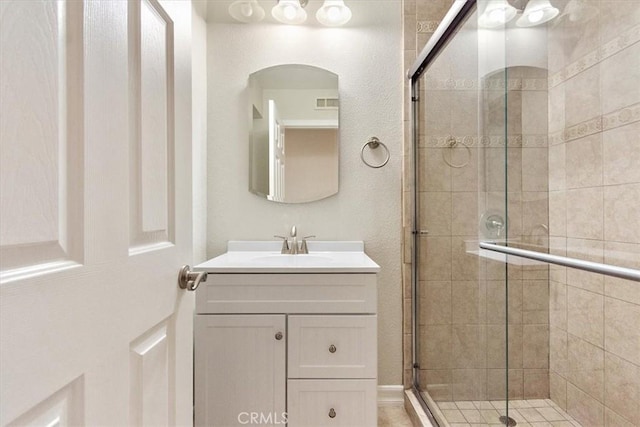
[479,242,640,282]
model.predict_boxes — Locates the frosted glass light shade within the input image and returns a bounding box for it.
[229,0,265,23]
[516,0,559,27]
[272,0,307,25]
[478,0,517,28]
[316,0,352,26]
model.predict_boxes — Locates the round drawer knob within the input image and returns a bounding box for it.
[328,408,336,418]
[275,332,283,340]
[329,344,337,353]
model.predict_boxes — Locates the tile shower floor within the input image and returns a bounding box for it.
[429,398,582,427]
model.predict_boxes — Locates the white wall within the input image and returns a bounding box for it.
[206,4,403,385]
[263,89,339,121]
[192,4,207,264]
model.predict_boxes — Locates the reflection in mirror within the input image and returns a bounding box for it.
[249,64,339,203]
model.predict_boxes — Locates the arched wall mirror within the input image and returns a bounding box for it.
[249,64,339,203]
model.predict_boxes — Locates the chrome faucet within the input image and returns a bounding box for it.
[274,226,315,254]
[289,226,299,254]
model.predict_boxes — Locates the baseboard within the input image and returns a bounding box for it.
[377,385,405,406]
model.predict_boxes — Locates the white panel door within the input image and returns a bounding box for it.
[0,0,194,425]
[267,99,285,202]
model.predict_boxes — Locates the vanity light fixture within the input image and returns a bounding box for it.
[272,0,308,25]
[516,0,559,27]
[229,0,266,23]
[316,0,352,26]
[478,0,517,28]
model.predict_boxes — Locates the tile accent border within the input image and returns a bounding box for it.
[423,78,547,91]
[419,134,548,148]
[549,102,640,146]
[549,24,640,88]
[417,20,440,33]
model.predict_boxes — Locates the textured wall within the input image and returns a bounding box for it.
[206,4,403,385]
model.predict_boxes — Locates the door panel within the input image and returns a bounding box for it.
[0,0,193,425]
[130,0,175,250]
[0,0,84,276]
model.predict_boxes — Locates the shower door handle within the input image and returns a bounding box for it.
[412,230,429,235]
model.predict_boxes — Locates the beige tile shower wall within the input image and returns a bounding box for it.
[546,2,640,426]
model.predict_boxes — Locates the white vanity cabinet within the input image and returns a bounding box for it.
[194,267,378,427]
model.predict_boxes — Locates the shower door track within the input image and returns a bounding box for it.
[479,242,640,282]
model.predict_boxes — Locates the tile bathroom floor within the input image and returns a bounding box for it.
[378,405,415,426]
[430,398,581,427]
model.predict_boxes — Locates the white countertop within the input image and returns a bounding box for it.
[194,241,380,273]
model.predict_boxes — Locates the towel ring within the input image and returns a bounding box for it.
[442,136,470,168]
[361,137,390,168]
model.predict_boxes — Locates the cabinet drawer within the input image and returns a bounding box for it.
[196,274,376,314]
[288,315,377,379]
[287,379,377,427]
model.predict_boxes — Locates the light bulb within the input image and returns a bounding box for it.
[240,3,253,17]
[316,0,352,26]
[327,6,341,22]
[229,0,265,23]
[479,0,517,28]
[284,5,296,20]
[489,7,507,23]
[527,9,544,23]
[516,0,559,27]
[272,0,307,24]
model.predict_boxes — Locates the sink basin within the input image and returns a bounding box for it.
[251,254,333,266]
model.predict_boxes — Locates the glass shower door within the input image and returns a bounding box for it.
[412,4,513,425]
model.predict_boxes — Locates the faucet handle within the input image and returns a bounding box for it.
[300,235,316,254]
[290,225,297,237]
[274,235,290,254]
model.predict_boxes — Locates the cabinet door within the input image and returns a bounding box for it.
[195,315,286,427]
